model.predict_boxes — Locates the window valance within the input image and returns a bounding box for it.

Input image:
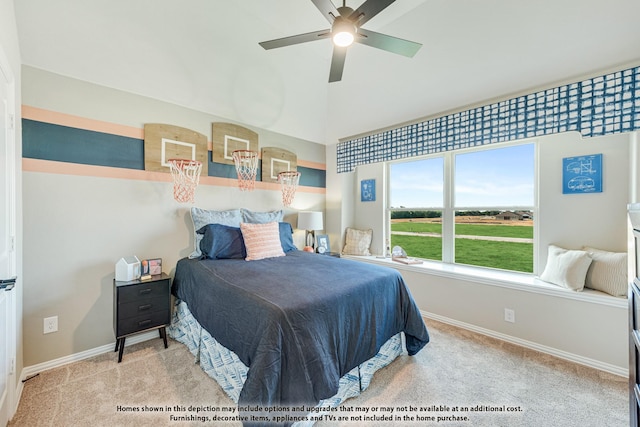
[337,66,640,173]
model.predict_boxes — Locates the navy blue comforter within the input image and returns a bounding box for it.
[172,251,429,423]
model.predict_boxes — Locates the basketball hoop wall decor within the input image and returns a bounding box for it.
[278,171,300,207]
[168,159,202,203]
[232,150,259,191]
[143,124,208,175]
[262,147,297,183]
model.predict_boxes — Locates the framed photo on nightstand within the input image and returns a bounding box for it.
[142,258,162,276]
[316,235,330,254]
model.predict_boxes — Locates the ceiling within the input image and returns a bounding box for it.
[14,0,640,145]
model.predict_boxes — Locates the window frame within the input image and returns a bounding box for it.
[387,140,538,273]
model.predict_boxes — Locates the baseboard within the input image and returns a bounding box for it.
[422,310,628,378]
[19,330,159,381]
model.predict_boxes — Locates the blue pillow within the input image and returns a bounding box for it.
[197,224,246,259]
[279,222,297,253]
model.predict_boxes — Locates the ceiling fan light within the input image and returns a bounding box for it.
[333,31,354,47]
[332,18,356,47]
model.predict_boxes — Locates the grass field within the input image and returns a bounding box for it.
[390,219,533,272]
[391,221,533,239]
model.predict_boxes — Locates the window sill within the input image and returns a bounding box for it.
[342,255,627,309]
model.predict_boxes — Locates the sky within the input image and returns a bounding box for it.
[390,143,535,209]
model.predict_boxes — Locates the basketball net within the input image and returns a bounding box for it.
[232,150,259,191]
[167,159,202,203]
[278,171,300,207]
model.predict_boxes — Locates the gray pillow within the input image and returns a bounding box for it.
[240,208,284,224]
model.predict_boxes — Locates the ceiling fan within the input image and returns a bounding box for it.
[258,0,422,82]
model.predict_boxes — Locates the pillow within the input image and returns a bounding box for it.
[189,208,242,258]
[241,208,284,224]
[240,222,286,261]
[342,227,373,256]
[279,222,297,253]
[197,224,246,260]
[539,244,593,291]
[583,246,627,297]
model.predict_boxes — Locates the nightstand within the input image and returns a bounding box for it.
[113,273,171,362]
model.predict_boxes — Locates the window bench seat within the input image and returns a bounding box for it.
[342,255,626,309]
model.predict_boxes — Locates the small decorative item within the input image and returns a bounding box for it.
[391,246,423,264]
[562,153,603,194]
[361,179,376,202]
[115,256,141,282]
[316,234,330,254]
[141,258,162,276]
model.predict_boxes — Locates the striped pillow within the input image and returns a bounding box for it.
[583,246,627,297]
[240,222,286,261]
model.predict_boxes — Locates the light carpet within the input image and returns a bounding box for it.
[8,319,627,426]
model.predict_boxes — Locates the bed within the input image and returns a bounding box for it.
[168,215,429,426]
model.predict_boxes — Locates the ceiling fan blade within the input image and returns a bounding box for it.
[356,28,421,57]
[328,47,348,82]
[259,29,330,50]
[310,0,340,23]
[349,0,396,26]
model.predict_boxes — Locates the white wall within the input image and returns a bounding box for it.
[537,132,630,264]
[331,131,634,372]
[21,67,327,366]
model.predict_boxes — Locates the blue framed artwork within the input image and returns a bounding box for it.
[562,153,603,194]
[361,179,376,202]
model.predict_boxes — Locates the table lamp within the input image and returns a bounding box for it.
[297,211,323,252]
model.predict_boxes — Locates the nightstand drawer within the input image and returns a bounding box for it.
[118,295,170,320]
[116,310,170,337]
[118,281,169,303]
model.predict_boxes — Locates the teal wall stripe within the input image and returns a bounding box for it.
[298,166,325,188]
[23,119,144,169]
[208,160,263,181]
[23,119,327,188]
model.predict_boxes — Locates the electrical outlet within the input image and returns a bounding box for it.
[504,308,515,323]
[44,316,58,334]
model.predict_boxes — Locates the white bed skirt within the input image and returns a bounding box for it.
[168,299,405,426]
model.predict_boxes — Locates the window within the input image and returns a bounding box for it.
[389,157,444,261]
[389,143,535,273]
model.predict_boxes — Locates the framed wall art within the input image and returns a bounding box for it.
[562,153,602,194]
[361,179,376,202]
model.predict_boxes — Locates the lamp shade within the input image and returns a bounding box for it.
[297,211,323,231]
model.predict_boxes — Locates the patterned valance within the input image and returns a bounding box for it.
[337,66,640,173]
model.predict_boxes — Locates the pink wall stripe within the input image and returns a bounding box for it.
[22,158,326,194]
[22,105,144,140]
